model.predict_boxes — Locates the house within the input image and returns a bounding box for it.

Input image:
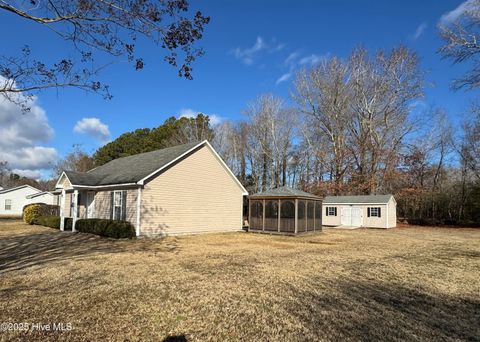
[54,140,248,236]
[0,185,56,217]
[248,186,322,234]
[322,195,397,228]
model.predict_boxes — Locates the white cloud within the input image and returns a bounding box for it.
[299,54,325,66]
[74,117,111,143]
[285,52,300,66]
[276,73,292,85]
[439,0,476,25]
[12,169,42,179]
[178,108,223,126]
[231,36,286,65]
[0,86,58,175]
[232,37,266,65]
[413,22,428,40]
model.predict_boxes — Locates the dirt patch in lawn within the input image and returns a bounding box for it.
[0,220,479,341]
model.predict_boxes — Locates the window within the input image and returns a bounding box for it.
[113,191,123,220]
[4,199,11,211]
[368,207,381,218]
[326,207,337,216]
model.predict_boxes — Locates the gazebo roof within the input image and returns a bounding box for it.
[249,186,322,200]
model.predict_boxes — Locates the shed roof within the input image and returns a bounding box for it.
[61,141,202,186]
[249,186,321,199]
[323,194,393,204]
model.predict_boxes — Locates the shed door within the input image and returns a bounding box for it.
[341,207,362,226]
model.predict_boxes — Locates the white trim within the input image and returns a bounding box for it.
[136,187,142,237]
[54,172,70,189]
[71,183,137,189]
[136,140,249,195]
[324,202,390,206]
[112,190,123,220]
[72,190,78,232]
[60,189,66,231]
[386,200,389,228]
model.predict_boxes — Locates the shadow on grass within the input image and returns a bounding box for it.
[286,277,480,341]
[0,229,180,274]
[163,335,187,342]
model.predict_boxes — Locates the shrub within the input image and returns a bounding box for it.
[75,219,135,239]
[36,215,61,229]
[23,203,60,225]
[23,204,41,224]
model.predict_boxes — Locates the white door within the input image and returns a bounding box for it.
[341,207,352,226]
[341,207,362,226]
[86,192,95,218]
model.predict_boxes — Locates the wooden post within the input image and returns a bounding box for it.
[313,201,316,232]
[294,198,298,234]
[248,200,251,231]
[136,187,142,237]
[60,189,66,231]
[278,199,281,233]
[72,189,78,232]
[262,199,265,231]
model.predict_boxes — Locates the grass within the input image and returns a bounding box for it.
[0,221,479,341]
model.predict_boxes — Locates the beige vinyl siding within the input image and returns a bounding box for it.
[140,145,244,236]
[322,206,341,226]
[363,205,388,228]
[94,189,138,225]
[64,192,72,217]
[60,176,73,189]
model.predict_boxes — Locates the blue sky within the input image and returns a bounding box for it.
[0,0,478,179]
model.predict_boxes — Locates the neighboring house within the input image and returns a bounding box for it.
[55,140,248,236]
[0,185,55,217]
[322,195,397,229]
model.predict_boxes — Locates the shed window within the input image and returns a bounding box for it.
[368,207,381,218]
[326,207,337,216]
[4,199,11,211]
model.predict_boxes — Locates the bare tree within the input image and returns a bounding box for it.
[0,0,210,110]
[348,46,423,194]
[293,57,351,194]
[439,0,480,90]
[54,145,95,176]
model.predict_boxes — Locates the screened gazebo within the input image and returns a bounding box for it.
[248,186,323,235]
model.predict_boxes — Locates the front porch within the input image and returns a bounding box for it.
[57,189,97,232]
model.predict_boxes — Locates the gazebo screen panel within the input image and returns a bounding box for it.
[307,201,315,231]
[280,200,295,232]
[297,200,306,232]
[315,201,322,230]
[250,201,263,230]
[264,200,278,231]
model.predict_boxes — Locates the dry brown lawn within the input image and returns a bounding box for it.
[0,220,479,341]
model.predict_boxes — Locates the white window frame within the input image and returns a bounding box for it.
[327,207,336,216]
[4,199,12,211]
[370,207,380,217]
[113,191,123,220]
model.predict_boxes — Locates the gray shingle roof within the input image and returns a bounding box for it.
[323,194,393,204]
[64,141,202,186]
[249,186,321,199]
